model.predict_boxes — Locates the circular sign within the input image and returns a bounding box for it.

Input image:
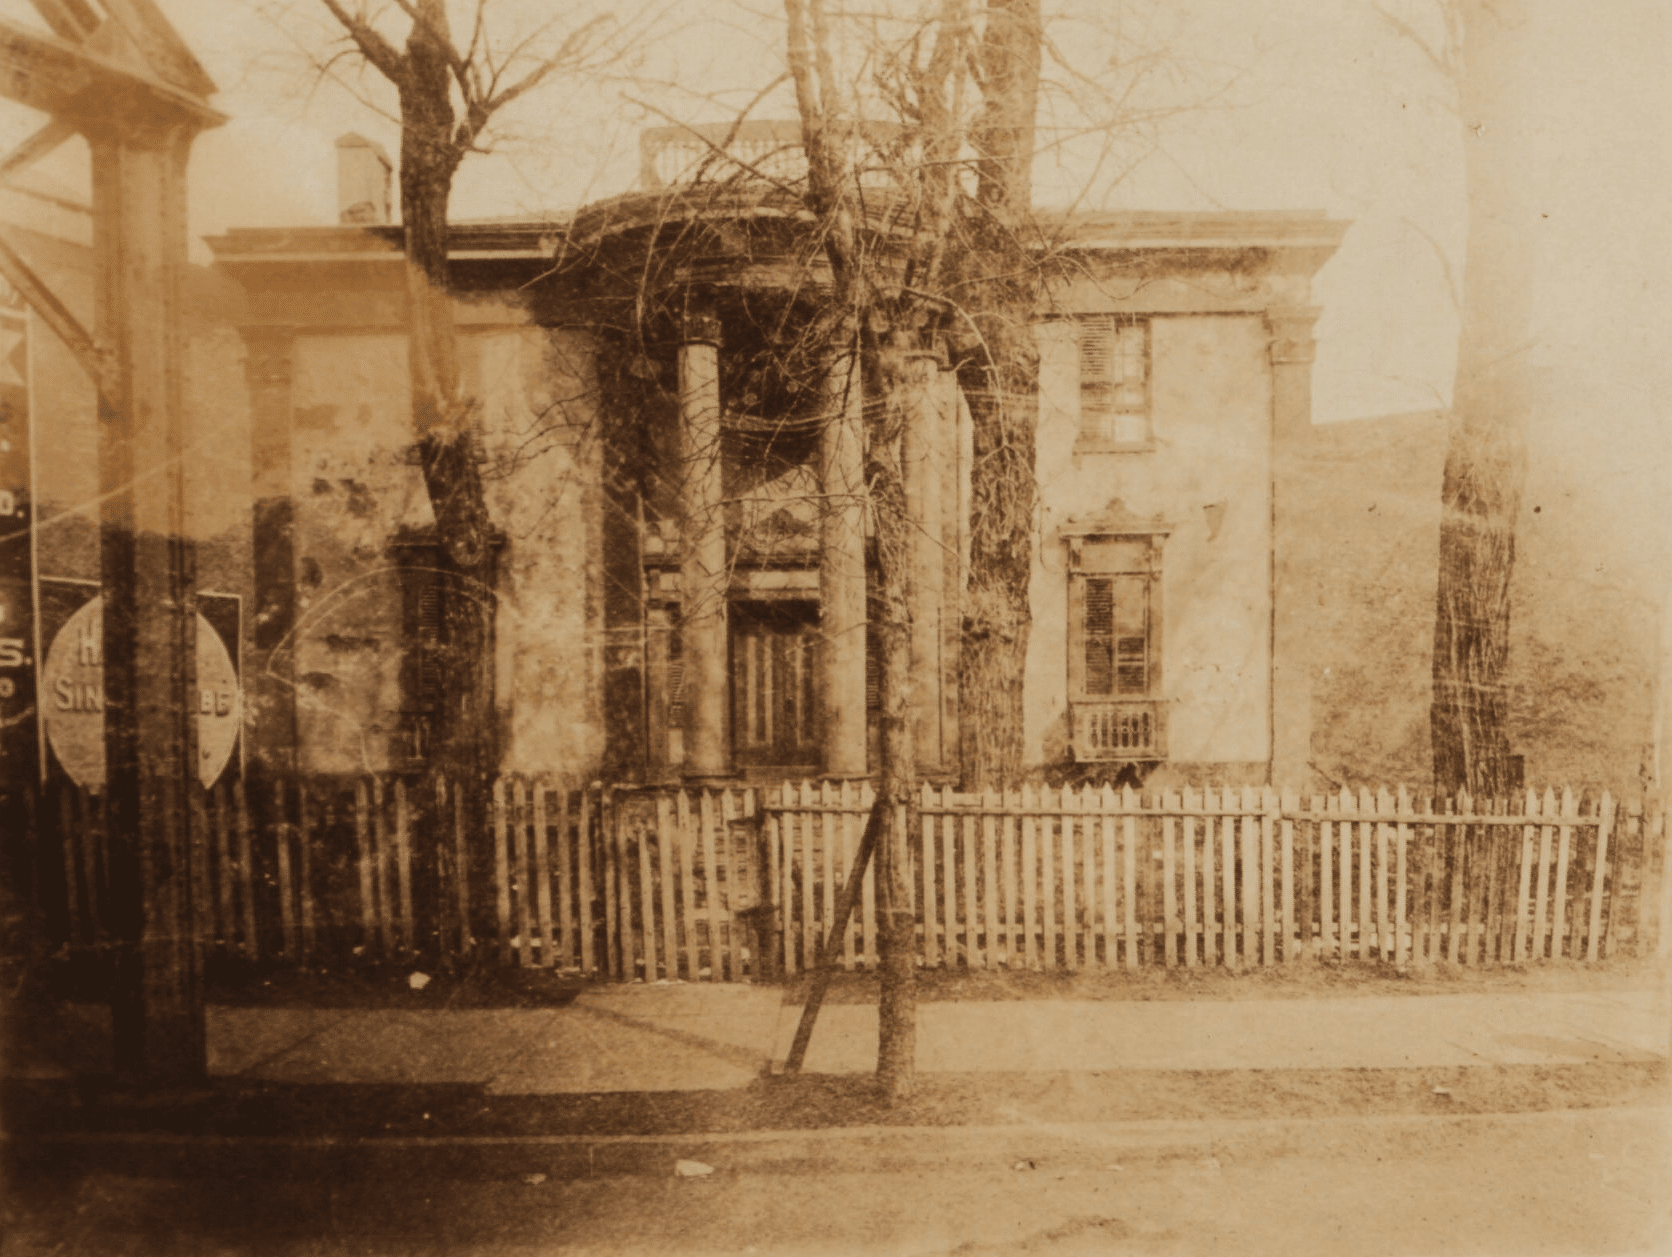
[43,596,242,791]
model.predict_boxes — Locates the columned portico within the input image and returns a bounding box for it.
[1268,305,1321,787]
[820,340,868,777]
[679,314,729,779]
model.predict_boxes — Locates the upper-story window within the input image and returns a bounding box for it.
[1077,316,1150,450]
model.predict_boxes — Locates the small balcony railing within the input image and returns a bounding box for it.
[1071,699,1167,762]
[638,120,903,192]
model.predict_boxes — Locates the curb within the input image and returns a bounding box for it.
[9,1105,1667,1182]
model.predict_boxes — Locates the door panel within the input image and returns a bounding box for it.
[731,601,819,767]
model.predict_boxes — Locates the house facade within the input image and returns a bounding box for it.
[199,128,1346,788]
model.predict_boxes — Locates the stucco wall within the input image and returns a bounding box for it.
[288,333,423,774]
[472,325,603,776]
[1026,313,1273,777]
[284,323,604,778]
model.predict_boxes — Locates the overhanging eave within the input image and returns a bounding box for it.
[0,16,223,134]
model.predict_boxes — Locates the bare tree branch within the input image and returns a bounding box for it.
[316,0,408,83]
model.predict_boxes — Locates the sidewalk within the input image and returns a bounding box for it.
[16,983,1668,1095]
[193,982,1669,1092]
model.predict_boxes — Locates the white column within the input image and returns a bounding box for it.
[1268,305,1321,788]
[820,341,868,777]
[679,315,729,779]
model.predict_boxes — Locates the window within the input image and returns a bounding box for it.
[397,554,447,763]
[1066,533,1166,761]
[1078,316,1149,449]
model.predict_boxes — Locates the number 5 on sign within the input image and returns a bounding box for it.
[0,636,24,668]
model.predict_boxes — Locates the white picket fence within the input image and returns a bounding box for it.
[48,775,1672,978]
[767,782,1672,975]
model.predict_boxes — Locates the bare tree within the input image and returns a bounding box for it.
[1381,0,1536,798]
[306,0,620,782]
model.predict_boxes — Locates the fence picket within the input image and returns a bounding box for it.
[215,781,236,949]
[1021,786,1040,969]
[373,776,394,958]
[297,780,316,959]
[1531,786,1555,961]
[639,797,659,981]
[513,779,533,968]
[394,778,414,955]
[1161,801,1177,967]
[1197,789,1216,965]
[268,781,294,958]
[1394,786,1409,966]
[861,783,878,969]
[1281,790,1297,963]
[600,787,621,977]
[1551,788,1575,959]
[1126,787,1143,970]
[841,783,859,969]
[450,779,472,958]
[944,791,960,968]
[533,782,555,968]
[1062,789,1079,970]
[618,792,638,981]
[188,786,211,951]
[723,789,743,979]
[576,788,595,975]
[1374,787,1391,962]
[1260,788,1276,965]
[672,789,696,979]
[1085,789,1101,967]
[1182,790,1199,967]
[1655,809,1672,958]
[1237,787,1256,968]
[1317,797,1332,961]
[1040,788,1057,970]
[554,786,574,969]
[920,784,939,967]
[700,789,722,980]
[1587,793,1614,961]
[1513,791,1536,962]
[354,780,378,955]
[1446,797,1465,964]
[961,807,978,969]
[654,794,678,978]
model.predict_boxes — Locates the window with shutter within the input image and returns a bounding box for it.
[1078,316,1150,449]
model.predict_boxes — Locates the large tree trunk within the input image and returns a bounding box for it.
[869,334,924,1101]
[954,0,1042,792]
[1431,0,1534,800]
[397,8,497,788]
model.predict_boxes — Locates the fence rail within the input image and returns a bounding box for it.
[37,775,1672,979]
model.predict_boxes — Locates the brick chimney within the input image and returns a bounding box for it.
[336,133,392,225]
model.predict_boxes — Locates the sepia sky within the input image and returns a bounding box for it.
[0,0,1665,447]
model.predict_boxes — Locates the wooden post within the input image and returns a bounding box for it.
[93,119,219,1086]
[782,792,883,1075]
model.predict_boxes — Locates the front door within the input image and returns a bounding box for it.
[730,601,819,770]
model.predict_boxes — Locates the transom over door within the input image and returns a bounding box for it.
[730,601,819,768]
